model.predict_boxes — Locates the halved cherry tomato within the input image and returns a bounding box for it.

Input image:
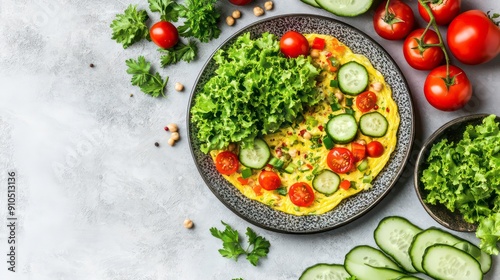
[366,141,384,158]
[289,182,315,207]
[340,180,351,190]
[280,31,310,58]
[356,91,378,112]
[258,170,281,190]
[312,37,326,50]
[418,0,461,26]
[351,142,366,162]
[326,148,354,174]
[215,151,239,175]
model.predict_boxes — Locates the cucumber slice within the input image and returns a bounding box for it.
[312,170,340,195]
[422,244,483,280]
[300,0,320,8]
[238,138,270,169]
[344,245,405,280]
[359,112,388,137]
[315,0,373,17]
[337,61,369,95]
[299,263,350,280]
[409,227,462,273]
[453,241,492,274]
[374,216,422,273]
[326,113,358,144]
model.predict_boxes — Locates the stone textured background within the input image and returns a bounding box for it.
[0,0,499,279]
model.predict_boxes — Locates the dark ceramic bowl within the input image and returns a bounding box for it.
[414,114,500,232]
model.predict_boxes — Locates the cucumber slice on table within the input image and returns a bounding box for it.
[326,113,358,144]
[453,241,491,274]
[359,111,388,137]
[238,138,270,169]
[374,216,422,273]
[344,245,405,280]
[422,244,483,280]
[299,263,350,280]
[300,0,320,8]
[312,170,340,195]
[337,61,369,95]
[315,0,373,17]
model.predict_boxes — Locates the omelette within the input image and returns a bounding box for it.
[210,33,400,216]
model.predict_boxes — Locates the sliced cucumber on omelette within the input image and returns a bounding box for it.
[239,138,270,169]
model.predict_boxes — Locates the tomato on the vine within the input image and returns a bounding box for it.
[424,65,472,111]
[215,151,239,175]
[356,91,378,113]
[373,0,415,40]
[150,21,179,49]
[403,29,444,70]
[280,31,310,58]
[228,0,253,5]
[366,141,384,158]
[447,10,500,65]
[326,148,354,174]
[258,170,281,190]
[289,182,315,207]
[418,0,461,26]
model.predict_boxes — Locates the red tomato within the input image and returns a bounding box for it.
[326,148,354,174]
[356,91,378,113]
[447,10,500,65]
[312,37,326,50]
[366,141,384,158]
[340,180,351,190]
[351,142,366,162]
[280,31,310,58]
[418,0,461,26]
[424,65,472,111]
[150,21,179,49]
[215,151,239,175]
[403,29,444,71]
[289,182,315,207]
[373,0,415,40]
[258,170,281,190]
[229,0,253,5]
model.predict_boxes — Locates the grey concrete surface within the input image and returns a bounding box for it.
[0,0,499,279]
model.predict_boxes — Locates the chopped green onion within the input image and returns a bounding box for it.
[330,79,339,88]
[331,102,342,112]
[268,157,284,169]
[323,135,334,150]
[345,97,353,107]
[241,168,253,178]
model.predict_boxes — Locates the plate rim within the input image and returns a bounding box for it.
[186,13,415,234]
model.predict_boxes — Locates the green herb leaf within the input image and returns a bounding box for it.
[245,227,271,266]
[148,0,180,21]
[158,40,198,67]
[125,56,168,97]
[476,213,500,255]
[176,0,221,42]
[110,5,149,49]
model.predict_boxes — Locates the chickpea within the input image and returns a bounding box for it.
[310,49,320,58]
[264,1,274,10]
[168,138,176,146]
[371,81,383,92]
[303,131,312,140]
[232,10,241,19]
[334,92,344,102]
[226,16,235,26]
[356,139,367,145]
[183,219,194,229]
[171,132,180,141]
[288,149,297,157]
[167,123,178,132]
[253,6,264,17]
[174,82,184,92]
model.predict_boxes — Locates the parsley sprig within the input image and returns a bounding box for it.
[110,5,149,49]
[148,0,180,22]
[158,40,198,67]
[210,221,270,266]
[125,56,168,97]
[176,0,221,43]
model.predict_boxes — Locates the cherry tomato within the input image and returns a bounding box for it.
[215,151,239,175]
[373,0,415,40]
[356,91,378,113]
[423,65,472,111]
[228,0,253,5]
[366,141,384,158]
[258,170,281,190]
[351,142,366,162]
[289,182,315,207]
[280,31,310,58]
[326,147,354,174]
[447,10,500,65]
[339,180,351,190]
[403,29,444,71]
[418,0,461,26]
[150,21,179,49]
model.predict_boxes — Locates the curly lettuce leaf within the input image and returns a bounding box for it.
[190,32,321,153]
[477,213,500,255]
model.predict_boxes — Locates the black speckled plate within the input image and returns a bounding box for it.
[187,14,414,233]
[414,114,500,232]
